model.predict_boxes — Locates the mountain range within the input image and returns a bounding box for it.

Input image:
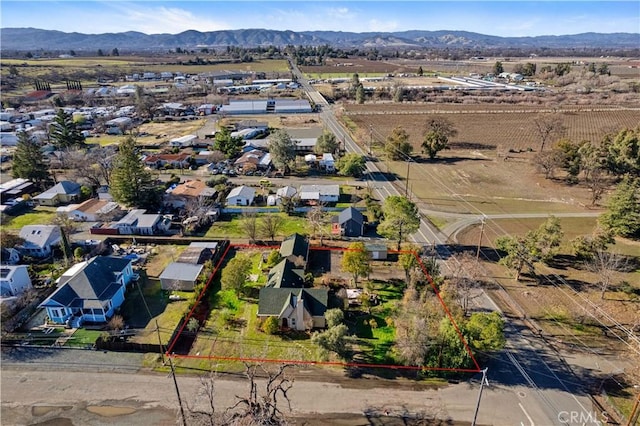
[1,27,638,51]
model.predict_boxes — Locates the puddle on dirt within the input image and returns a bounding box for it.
[32,418,73,426]
[32,406,72,417]
[86,405,137,417]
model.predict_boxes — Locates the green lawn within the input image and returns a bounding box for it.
[69,329,103,347]
[350,279,405,364]
[204,213,310,239]
[2,209,56,229]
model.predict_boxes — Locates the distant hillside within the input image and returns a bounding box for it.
[1,27,638,51]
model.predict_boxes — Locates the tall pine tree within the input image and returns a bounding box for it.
[49,109,85,149]
[12,132,51,189]
[110,136,161,209]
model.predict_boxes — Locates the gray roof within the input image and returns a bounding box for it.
[338,207,364,226]
[226,185,255,199]
[266,259,305,288]
[159,262,204,282]
[34,181,81,200]
[279,233,308,260]
[276,186,297,198]
[258,288,328,317]
[39,256,132,309]
[19,225,62,249]
[298,184,340,197]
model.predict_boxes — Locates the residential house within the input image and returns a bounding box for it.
[275,186,297,205]
[298,184,340,204]
[165,180,216,209]
[319,153,335,173]
[279,233,309,268]
[114,209,170,235]
[257,233,327,330]
[257,288,327,330]
[234,149,272,171]
[1,248,20,265]
[105,117,133,135]
[0,265,32,298]
[18,225,62,258]
[266,259,306,289]
[61,198,121,222]
[39,256,134,326]
[143,153,191,170]
[159,262,204,291]
[337,207,365,237]
[226,186,255,206]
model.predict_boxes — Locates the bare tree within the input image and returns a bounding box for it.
[448,252,483,316]
[184,195,215,230]
[532,113,566,152]
[588,250,627,299]
[228,363,293,425]
[260,214,284,243]
[306,203,328,244]
[533,150,563,179]
[241,213,259,243]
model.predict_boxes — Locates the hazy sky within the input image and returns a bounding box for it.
[1,1,639,37]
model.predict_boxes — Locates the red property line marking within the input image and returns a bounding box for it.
[165,244,482,374]
[165,242,232,355]
[170,353,480,373]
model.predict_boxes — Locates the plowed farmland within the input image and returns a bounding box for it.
[344,104,640,152]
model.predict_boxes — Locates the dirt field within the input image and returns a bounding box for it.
[345,105,640,152]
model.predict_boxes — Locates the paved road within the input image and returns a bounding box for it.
[2,347,583,426]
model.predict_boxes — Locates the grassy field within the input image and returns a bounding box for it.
[69,329,103,347]
[2,209,56,229]
[204,213,311,239]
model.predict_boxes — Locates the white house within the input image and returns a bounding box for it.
[18,225,62,258]
[114,209,170,235]
[275,186,297,205]
[298,184,340,204]
[0,265,32,298]
[39,256,134,327]
[319,153,335,172]
[226,186,255,206]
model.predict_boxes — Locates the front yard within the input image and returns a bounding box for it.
[204,213,312,239]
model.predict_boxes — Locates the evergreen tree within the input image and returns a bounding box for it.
[599,176,640,238]
[49,109,85,149]
[212,126,243,158]
[384,126,413,160]
[110,136,161,209]
[12,132,51,189]
[378,196,421,250]
[315,130,339,155]
[269,129,297,172]
[422,117,457,159]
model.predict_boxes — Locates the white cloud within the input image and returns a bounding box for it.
[368,19,399,32]
[327,7,355,20]
[105,4,230,34]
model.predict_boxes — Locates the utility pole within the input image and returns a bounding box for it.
[169,356,187,426]
[627,391,640,426]
[155,319,165,364]
[476,217,486,261]
[404,159,410,197]
[369,125,373,156]
[471,368,489,426]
